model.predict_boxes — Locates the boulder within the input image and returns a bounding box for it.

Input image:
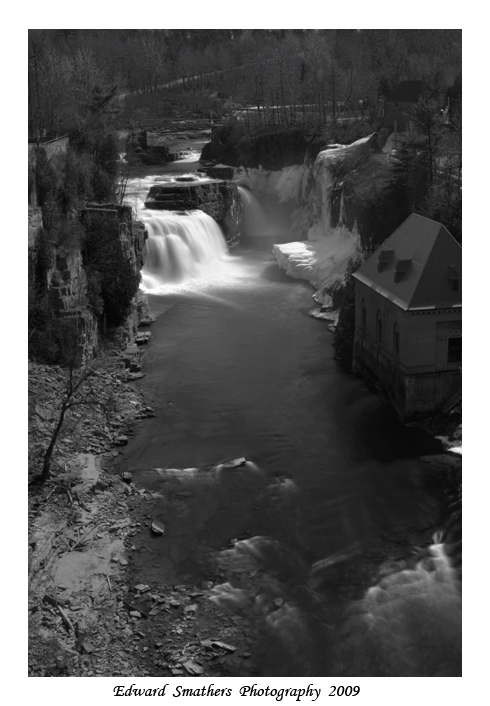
[135,332,152,346]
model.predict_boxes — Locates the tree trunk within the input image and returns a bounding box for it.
[40,402,68,483]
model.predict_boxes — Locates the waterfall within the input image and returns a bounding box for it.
[237,186,271,236]
[272,137,374,293]
[140,209,229,292]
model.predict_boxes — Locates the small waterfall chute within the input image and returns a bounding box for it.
[237,186,271,236]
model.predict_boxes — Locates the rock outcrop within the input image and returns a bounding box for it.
[270,137,378,299]
[32,204,148,364]
[201,123,323,170]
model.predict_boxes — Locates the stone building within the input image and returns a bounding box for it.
[352,214,462,421]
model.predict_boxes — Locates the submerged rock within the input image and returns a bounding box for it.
[127,372,145,381]
[151,519,165,536]
[222,457,247,469]
[309,307,339,323]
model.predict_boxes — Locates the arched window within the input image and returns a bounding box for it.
[361,300,366,330]
[393,322,400,355]
[376,310,382,343]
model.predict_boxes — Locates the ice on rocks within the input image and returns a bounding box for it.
[273,227,360,292]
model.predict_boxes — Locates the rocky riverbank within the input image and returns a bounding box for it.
[28,352,152,675]
[28,352,259,677]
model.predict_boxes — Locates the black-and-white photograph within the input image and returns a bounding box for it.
[28,26,462,682]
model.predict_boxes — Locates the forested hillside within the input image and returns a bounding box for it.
[29,29,461,135]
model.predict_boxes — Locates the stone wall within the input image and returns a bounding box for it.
[29,136,69,163]
[352,330,462,422]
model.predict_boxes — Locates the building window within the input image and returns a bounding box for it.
[361,300,366,330]
[448,266,460,292]
[376,310,382,342]
[448,337,462,364]
[393,323,400,356]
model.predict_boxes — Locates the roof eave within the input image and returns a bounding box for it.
[353,272,410,310]
[408,303,462,311]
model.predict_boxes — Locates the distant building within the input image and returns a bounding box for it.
[352,214,462,422]
[384,79,425,137]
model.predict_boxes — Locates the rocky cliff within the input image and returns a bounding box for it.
[30,204,148,364]
[201,123,323,171]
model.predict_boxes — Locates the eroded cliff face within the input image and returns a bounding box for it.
[34,205,148,363]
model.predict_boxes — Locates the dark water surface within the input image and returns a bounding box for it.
[126,247,443,572]
[124,247,455,675]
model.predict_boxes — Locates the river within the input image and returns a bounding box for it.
[120,168,460,677]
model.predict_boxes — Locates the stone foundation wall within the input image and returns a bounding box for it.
[352,336,462,422]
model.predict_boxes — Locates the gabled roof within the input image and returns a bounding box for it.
[353,214,462,311]
[385,80,424,103]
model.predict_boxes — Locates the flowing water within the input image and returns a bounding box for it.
[238,185,271,236]
[140,210,230,292]
[122,175,461,677]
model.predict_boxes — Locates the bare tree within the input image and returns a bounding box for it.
[31,321,115,486]
[410,93,445,186]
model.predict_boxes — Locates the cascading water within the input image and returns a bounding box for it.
[125,174,232,292]
[238,185,271,236]
[272,137,372,295]
[140,210,229,291]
